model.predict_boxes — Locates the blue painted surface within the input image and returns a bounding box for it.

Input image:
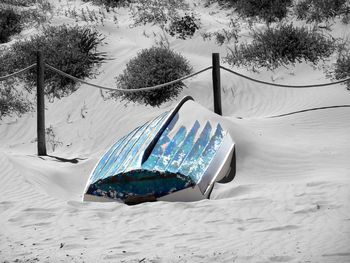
[154,126,187,172]
[116,112,167,174]
[178,122,212,180]
[166,121,200,174]
[90,126,140,184]
[141,113,179,171]
[188,124,225,183]
[127,112,171,170]
[86,112,226,202]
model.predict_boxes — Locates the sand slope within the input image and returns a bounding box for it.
[1,1,350,262]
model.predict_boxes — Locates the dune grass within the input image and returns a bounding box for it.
[225,24,336,70]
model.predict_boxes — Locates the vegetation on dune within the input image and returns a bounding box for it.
[0,0,37,7]
[66,0,199,40]
[131,0,200,40]
[111,47,192,106]
[0,86,32,120]
[0,0,53,44]
[0,8,22,43]
[131,0,188,26]
[201,18,240,46]
[0,25,106,119]
[1,0,52,11]
[294,0,350,23]
[328,51,350,90]
[225,23,337,70]
[206,0,292,23]
[167,13,200,40]
[207,0,350,24]
[1,0,350,117]
[234,0,292,23]
[19,3,53,26]
[79,0,187,25]
[1,25,106,99]
[81,0,131,9]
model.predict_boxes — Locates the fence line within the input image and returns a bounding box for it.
[2,52,350,157]
[0,64,36,81]
[220,66,350,88]
[46,64,213,92]
[2,63,350,90]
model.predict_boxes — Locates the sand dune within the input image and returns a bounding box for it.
[1,1,350,262]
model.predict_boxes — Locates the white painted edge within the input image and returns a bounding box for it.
[157,184,205,202]
[202,134,235,197]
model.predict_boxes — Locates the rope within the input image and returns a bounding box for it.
[6,63,348,90]
[0,64,36,81]
[267,105,350,118]
[220,66,350,88]
[45,64,212,92]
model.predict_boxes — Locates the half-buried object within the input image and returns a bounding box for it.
[83,97,235,205]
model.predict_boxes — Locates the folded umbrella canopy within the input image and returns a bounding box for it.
[83,97,235,205]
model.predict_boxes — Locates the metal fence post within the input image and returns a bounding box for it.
[212,53,222,116]
[36,51,47,156]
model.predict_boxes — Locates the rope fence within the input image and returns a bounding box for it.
[1,51,350,156]
[0,64,36,81]
[45,64,212,92]
[2,64,349,90]
[220,66,350,88]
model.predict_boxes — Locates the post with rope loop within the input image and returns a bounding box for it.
[212,53,222,116]
[36,51,47,156]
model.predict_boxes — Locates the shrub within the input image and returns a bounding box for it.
[342,10,350,24]
[0,8,22,43]
[19,8,51,26]
[202,28,240,45]
[201,18,240,45]
[0,84,32,119]
[0,0,37,7]
[225,23,336,70]
[112,47,192,106]
[0,25,106,100]
[332,52,350,90]
[131,0,188,27]
[24,0,53,24]
[0,0,53,36]
[167,13,199,39]
[295,0,350,23]
[236,0,292,23]
[208,0,292,23]
[81,0,130,8]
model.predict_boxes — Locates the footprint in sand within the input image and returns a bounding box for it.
[0,201,13,213]
[322,252,350,257]
[258,225,299,232]
[21,222,51,228]
[269,255,294,262]
[293,205,319,214]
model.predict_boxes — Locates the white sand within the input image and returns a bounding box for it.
[1,1,350,262]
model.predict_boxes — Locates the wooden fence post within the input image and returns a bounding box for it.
[36,51,47,156]
[212,53,222,116]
